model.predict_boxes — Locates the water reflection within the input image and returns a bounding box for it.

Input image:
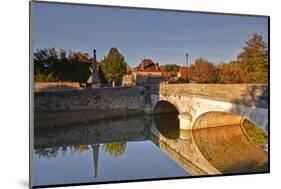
[102,142,127,157]
[33,113,268,187]
[151,113,268,175]
[192,125,268,174]
[33,116,188,186]
[153,113,179,139]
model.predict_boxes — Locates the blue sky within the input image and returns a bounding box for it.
[32,2,268,67]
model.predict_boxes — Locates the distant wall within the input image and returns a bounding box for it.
[35,82,82,92]
[34,87,145,112]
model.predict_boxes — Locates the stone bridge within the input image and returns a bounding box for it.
[150,84,268,133]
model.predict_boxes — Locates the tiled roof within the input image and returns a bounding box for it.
[108,47,119,56]
[135,59,161,72]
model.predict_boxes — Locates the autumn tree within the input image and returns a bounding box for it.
[188,58,218,83]
[101,48,127,87]
[218,61,250,83]
[238,33,268,83]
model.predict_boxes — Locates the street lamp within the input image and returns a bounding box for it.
[186,53,188,83]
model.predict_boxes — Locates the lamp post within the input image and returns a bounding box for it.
[186,53,188,83]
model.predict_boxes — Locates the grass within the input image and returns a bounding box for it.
[241,119,268,148]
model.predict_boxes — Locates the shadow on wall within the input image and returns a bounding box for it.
[231,84,268,108]
[229,84,268,132]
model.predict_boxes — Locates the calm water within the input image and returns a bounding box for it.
[32,114,268,187]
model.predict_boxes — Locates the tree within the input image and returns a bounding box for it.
[34,69,57,82]
[218,61,250,83]
[160,64,180,76]
[34,48,92,86]
[102,142,127,157]
[101,48,127,87]
[237,33,268,83]
[188,58,218,83]
[34,48,57,73]
[98,66,107,85]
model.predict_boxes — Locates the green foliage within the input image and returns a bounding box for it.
[160,64,180,76]
[102,142,127,157]
[34,69,57,82]
[101,50,127,86]
[188,58,218,83]
[98,66,108,84]
[242,119,268,148]
[238,33,268,83]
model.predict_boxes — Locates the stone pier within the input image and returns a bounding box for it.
[178,113,192,130]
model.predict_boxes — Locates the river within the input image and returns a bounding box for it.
[32,113,268,187]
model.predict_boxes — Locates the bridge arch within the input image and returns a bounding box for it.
[192,108,267,133]
[153,100,179,114]
[192,111,243,130]
[152,100,180,139]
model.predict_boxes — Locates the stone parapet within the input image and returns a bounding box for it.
[159,84,268,108]
[34,87,145,112]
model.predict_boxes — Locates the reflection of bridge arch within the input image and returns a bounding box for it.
[192,123,268,174]
[150,113,268,176]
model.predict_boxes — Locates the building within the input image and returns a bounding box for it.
[122,59,162,86]
[177,66,188,79]
[161,71,171,81]
[122,74,134,87]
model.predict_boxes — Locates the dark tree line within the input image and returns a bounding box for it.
[34,47,127,87]
[34,48,92,85]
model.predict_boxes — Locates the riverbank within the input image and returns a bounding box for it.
[34,109,144,129]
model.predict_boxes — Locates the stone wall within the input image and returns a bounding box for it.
[35,82,82,92]
[34,87,145,112]
[159,84,268,108]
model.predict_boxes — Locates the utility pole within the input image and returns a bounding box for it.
[186,53,188,83]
